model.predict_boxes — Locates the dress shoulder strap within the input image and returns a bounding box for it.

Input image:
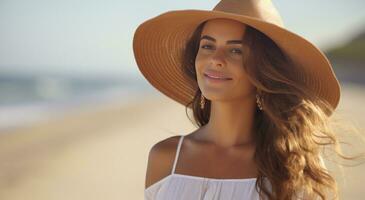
[171,135,184,174]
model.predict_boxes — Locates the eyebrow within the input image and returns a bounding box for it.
[200,35,243,44]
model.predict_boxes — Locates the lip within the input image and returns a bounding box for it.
[203,70,232,80]
[203,73,232,83]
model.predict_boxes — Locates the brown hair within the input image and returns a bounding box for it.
[180,20,363,200]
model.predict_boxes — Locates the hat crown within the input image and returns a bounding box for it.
[213,0,284,27]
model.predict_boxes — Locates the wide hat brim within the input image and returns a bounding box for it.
[133,10,341,115]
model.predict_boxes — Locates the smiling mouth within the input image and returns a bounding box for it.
[203,73,232,82]
[203,73,232,80]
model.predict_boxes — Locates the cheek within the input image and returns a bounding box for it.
[195,50,205,62]
[230,56,244,66]
[231,65,255,88]
[235,73,256,94]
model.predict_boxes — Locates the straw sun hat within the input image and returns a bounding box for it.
[133,0,341,113]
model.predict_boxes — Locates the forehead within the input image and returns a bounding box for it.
[201,18,247,40]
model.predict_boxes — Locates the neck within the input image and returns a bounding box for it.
[203,95,257,148]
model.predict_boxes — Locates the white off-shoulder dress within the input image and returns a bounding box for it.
[144,135,270,200]
[144,135,327,200]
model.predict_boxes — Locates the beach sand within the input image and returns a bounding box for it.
[0,83,364,200]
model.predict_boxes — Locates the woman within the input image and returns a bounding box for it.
[133,0,352,199]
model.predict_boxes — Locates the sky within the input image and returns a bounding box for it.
[0,0,364,77]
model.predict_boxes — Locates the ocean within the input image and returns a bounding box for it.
[0,71,153,132]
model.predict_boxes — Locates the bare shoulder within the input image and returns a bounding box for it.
[145,135,182,189]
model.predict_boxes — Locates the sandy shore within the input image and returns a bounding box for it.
[0,83,364,200]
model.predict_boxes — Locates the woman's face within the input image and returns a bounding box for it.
[195,18,256,102]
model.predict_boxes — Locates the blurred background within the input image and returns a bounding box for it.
[0,0,364,199]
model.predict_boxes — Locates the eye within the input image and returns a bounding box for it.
[231,48,242,54]
[200,44,214,50]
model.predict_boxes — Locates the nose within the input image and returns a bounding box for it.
[210,48,226,67]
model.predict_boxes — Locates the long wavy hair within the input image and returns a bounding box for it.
[180,20,361,200]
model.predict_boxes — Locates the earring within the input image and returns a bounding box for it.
[256,93,263,110]
[200,94,205,109]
